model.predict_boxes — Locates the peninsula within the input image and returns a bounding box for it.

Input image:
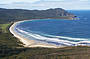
[0,8,75,24]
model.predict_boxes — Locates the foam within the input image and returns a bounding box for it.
[47,35,87,41]
[14,20,90,46]
[15,28,90,46]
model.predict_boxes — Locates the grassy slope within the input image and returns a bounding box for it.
[0,23,90,59]
[0,23,11,33]
[0,23,24,58]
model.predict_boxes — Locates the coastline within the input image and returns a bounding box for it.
[9,20,64,48]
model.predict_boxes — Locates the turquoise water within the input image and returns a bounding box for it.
[14,10,90,46]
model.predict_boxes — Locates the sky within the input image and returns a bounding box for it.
[0,0,90,10]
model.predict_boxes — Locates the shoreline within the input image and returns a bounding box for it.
[9,20,64,48]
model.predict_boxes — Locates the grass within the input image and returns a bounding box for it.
[0,23,11,33]
[0,23,24,58]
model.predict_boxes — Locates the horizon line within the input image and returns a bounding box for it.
[0,7,90,10]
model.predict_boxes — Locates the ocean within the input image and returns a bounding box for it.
[14,10,90,46]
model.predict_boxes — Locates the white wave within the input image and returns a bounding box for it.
[46,35,88,41]
[55,36,88,40]
[13,19,90,46]
[15,28,90,46]
[16,28,74,45]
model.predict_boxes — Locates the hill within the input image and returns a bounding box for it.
[0,8,74,24]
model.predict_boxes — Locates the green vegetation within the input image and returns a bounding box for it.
[0,8,74,24]
[0,23,11,33]
[2,46,90,59]
[0,23,24,58]
[0,23,90,59]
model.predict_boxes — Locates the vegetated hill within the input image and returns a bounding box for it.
[0,8,74,23]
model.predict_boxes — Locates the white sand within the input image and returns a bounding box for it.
[9,20,63,48]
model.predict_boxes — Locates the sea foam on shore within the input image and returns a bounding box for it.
[9,20,62,48]
[10,19,90,48]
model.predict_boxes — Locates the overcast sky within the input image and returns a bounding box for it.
[0,0,90,10]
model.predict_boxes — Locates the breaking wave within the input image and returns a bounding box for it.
[15,27,90,46]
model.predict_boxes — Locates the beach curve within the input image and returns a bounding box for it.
[9,20,63,48]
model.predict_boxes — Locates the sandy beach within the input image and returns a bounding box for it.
[9,20,63,48]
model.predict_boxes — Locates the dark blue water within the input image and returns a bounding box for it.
[15,10,90,46]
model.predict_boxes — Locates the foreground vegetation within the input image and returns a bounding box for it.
[0,23,11,33]
[0,23,90,59]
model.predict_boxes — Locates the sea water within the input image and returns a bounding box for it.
[14,10,90,46]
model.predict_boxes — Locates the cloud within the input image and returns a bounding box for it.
[80,0,88,1]
[0,0,90,10]
[0,0,40,4]
[41,0,89,2]
[43,0,64,1]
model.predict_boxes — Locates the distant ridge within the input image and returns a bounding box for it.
[0,8,75,23]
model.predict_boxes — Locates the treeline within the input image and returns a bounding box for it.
[0,8,74,24]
